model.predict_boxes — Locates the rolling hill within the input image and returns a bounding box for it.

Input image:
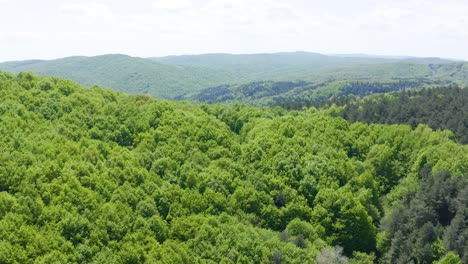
[153,52,457,80]
[152,52,396,80]
[1,52,466,100]
[180,78,452,106]
[326,86,468,144]
[179,59,468,106]
[304,62,468,83]
[0,54,240,98]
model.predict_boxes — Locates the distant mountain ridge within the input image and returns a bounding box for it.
[152,52,454,80]
[327,53,463,61]
[0,52,466,99]
[0,54,240,98]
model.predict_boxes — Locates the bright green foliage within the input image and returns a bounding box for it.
[349,251,375,264]
[330,86,468,143]
[0,55,240,99]
[184,79,442,107]
[436,252,463,264]
[311,189,376,254]
[0,72,466,263]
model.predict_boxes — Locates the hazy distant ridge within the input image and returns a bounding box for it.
[0,52,466,99]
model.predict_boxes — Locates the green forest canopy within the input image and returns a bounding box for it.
[0,55,241,99]
[1,53,467,99]
[0,71,466,263]
[182,79,448,106]
[272,85,468,144]
[326,86,468,144]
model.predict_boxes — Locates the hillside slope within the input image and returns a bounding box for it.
[153,52,395,80]
[153,52,457,80]
[1,53,466,100]
[306,62,468,84]
[324,86,468,144]
[183,79,451,106]
[0,72,466,263]
[0,54,240,98]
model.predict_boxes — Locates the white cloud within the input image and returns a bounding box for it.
[0,32,41,39]
[60,2,115,21]
[1,0,468,61]
[152,0,193,10]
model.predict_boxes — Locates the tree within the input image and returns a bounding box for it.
[312,189,376,255]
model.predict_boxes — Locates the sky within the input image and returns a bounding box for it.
[1,0,467,61]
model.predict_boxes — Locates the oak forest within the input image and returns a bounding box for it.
[0,66,466,263]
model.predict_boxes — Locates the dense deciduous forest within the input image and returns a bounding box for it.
[1,72,466,263]
[0,55,242,99]
[318,86,468,144]
[185,79,446,106]
[155,53,468,85]
[1,53,467,100]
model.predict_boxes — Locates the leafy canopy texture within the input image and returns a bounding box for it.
[0,71,466,263]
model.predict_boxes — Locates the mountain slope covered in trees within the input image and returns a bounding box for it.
[182,79,447,106]
[319,86,468,144]
[153,52,457,80]
[153,52,399,80]
[155,53,468,87]
[304,62,468,84]
[0,72,466,263]
[1,53,466,100]
[0,54,240,99]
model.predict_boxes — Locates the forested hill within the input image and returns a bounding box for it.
[1,71,467,263]
[152,52,398,80]
[155,52,468,86]
[153,52,457,81]
[319,86,468,144]
[186,80,468,144]
[1,53,467,100]
[182,79,447,106]
[0,54,240,99]
[305,61,468,84]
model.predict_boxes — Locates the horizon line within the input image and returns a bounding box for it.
[0,51,466,63]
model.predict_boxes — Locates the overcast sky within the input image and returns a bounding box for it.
[1,0,467,61]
